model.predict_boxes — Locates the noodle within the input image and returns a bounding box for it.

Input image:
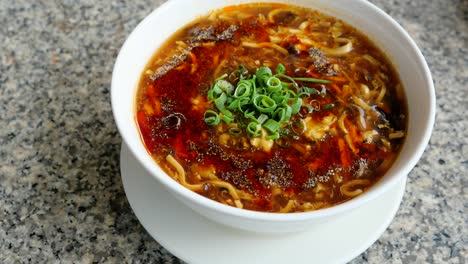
[345,134,358,154]
[188,52,198,74]
[360,84,370,98]
[219,14,234,21]
[213,59,227,79]
[376,83,387,104]
[363,54,380,66]
[320,38,353,56]
[208,11,217,21]
[298,20,311,30]
[168,155,244,208]
[175,40,187,48]
[267,8,295,23]
[389,131,405,139]
[242,41,289,55]
[353,104,367,130]
[297,201,328,211]
[208,180,243,207]
[269,35,282,44]
[338,112,349,134]
[352,96,372,111]
[272,187,282,196]
[340,179,370,197]
[202,42,216,47]
[174,63,187,71]
[279,200,295,213]
[166,155,204,192]
[296,36,321,47]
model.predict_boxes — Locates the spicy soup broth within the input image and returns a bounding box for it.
[135,3,407,213]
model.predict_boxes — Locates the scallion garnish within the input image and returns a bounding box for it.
[292,77,332,84]
[229,127,242,136]
[322,103,335,110]
[203,64,333,138]
[204,110,220,126]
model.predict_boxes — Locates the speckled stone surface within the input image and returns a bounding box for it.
[0,0,466,263]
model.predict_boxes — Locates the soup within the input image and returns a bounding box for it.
[135,3,407,213]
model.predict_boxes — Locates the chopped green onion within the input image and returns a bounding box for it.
[300,86,320,96]
[221,113,233,124]
[214,92,227,111]
[227,98,240,110]
[266,131,280,140]
[247,122,261,137]
[310,99,321,111]
[204,110,220,126]
[302,104,314,114]
[244,110,256,120]
[234,80,252,98]
[229,64,249,81]
[203,64,333,141]
[271,92,285,104]
[292,77,332,84]
[229,127,242,136]
[215,73,228,81]
[212,80,233,95]
[257,114,268,124]
[289,97,302,114]
[263,119,280,133]
[276,63,286,74]
[322,103,335,110]
[266,76,282,93]
[275,104,292,123]
[253,95,277,113]
[256,66,273,83]
[275,73,299,88]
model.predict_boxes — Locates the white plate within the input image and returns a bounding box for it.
[121,143,406,264]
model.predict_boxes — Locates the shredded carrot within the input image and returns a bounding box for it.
[174,136,188,159]
[345,118,360,142]
[174,63,187,71]
[188,52,197,64]
[325,75,347,82]
[146,83,156,98]
[338,138,351,168]
[342,71,359,97]
[306,68,320,78]
[329,83,342,94]
[343,119,360,154]
[308,159,322,170]
[342,84,350,98]
[153,98,161,115]
[212,54,219,67]
[222,5,240,12]
[136,111,150,134]
[350,125,360,141]
[345,134,358,154]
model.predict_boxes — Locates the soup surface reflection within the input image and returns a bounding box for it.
[135,3,407,212]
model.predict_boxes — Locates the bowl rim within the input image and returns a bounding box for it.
[111,0,435,222]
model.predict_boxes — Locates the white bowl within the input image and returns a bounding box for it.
[112,0,435,233]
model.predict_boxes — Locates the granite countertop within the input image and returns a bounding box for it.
[0,0,466,263]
